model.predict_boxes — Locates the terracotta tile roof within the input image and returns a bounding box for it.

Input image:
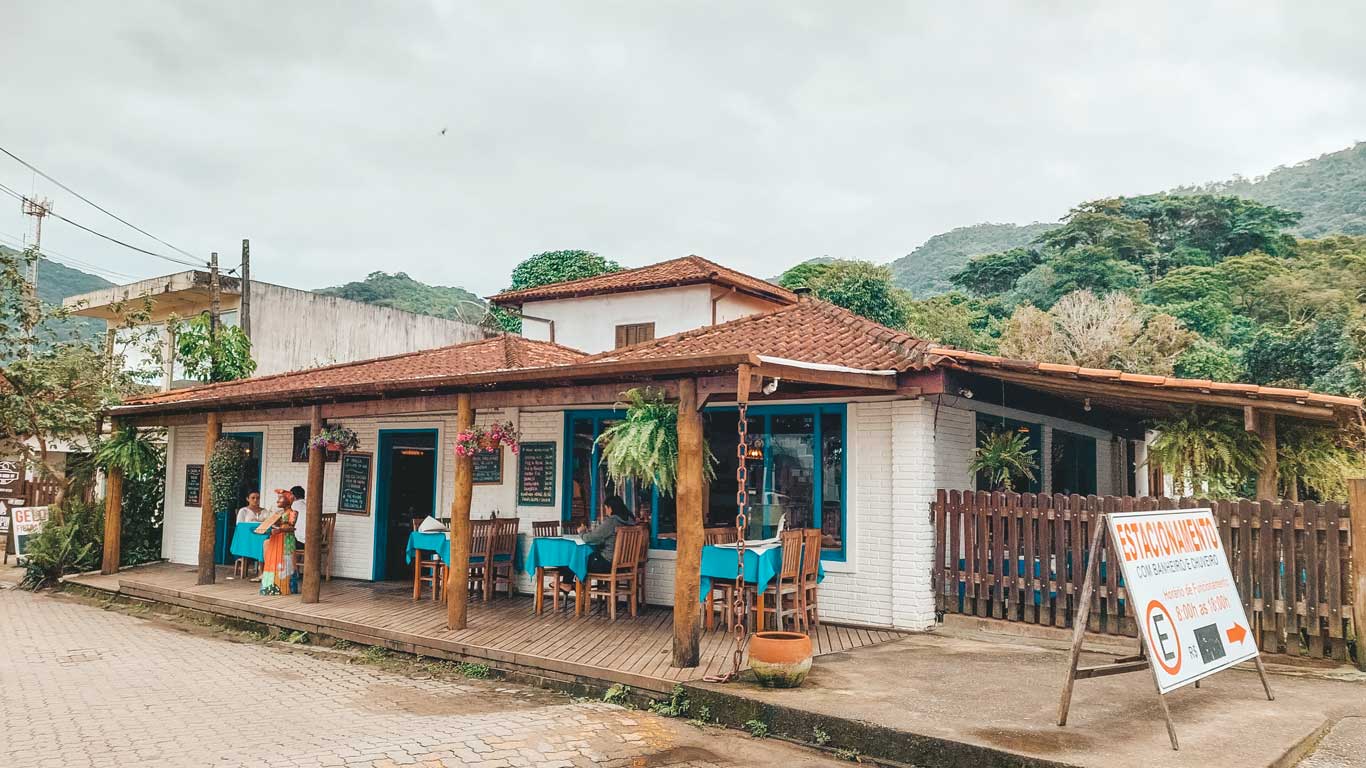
[587,299,937,372]
[929,346,1363,415]
[121,335,587,408]
[488,255,799,306]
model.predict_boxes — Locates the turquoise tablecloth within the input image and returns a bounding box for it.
[406,531,450,565]
[525,537,594,581]
[228,521,270,561]
[698,543,825,601]
[407,530,523,570]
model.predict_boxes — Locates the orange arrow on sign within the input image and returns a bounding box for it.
[1226,623,1248,644]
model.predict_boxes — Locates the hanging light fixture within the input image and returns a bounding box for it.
[743,436,765,461]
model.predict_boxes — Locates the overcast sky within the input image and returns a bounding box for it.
[4,1,1363,295]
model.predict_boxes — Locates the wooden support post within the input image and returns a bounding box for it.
[1254,410,1277,500]
[446,393,474,630]
[197,412,222,585]
[673,378,704,668]
[100,466,123,575]
[1058,514,1106,728]
[1351,478,1366,672]
[301,405,325,603]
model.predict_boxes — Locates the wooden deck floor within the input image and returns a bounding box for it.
[70,563,904,693]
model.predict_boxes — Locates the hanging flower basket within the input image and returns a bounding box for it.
[455,421,520,457]
[311,425,360,453]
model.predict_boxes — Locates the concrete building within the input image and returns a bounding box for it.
[64,270,488,389]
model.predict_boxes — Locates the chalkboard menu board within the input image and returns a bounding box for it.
[472,447,503,485]
[337,451,373,514]
[516,442,556,506]
[184,464,204,507]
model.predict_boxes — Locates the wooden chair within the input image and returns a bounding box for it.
[533,520,568,614]
[798,528,822,631]
[466,519,494,598]
[411,518,445,602]
[233,556,258,580]
[291,513,337,581]
[483,517,520,600]
[586,525,645,620]
[748,529,804,631]
[704,526,739,630]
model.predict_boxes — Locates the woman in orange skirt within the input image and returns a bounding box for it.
[260,490,299,596]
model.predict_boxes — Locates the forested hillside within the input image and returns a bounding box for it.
[889,222,1056,296]
[910,195,1365,398]
[1172,142,1366,237]
[316,271,486,323]
[0,246,113,342]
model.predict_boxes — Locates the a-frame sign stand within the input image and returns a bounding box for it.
[1056,511,1275,751]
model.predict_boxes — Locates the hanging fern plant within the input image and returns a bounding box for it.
[94,426,163,479]
[1146,409,1262,498]
[969,430,1038,492]
[1277,421,1363,501]
[596,387,715,496]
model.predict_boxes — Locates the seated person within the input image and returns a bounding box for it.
[289,485,307,548]
[236,491,269,524]
[579,495,635,572]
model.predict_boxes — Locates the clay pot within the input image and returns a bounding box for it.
[748,631,812,688]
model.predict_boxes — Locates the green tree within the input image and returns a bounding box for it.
[950,248,1041,296]
[904,292,996,351]
[777,259,834,290]
[807,260,909,328]
[494,250,622,332]
[1173,341,1244,381]
[174,314,256,382]
[0,246,159,492]
[1144,266,1229,306]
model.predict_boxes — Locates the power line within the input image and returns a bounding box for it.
[0,143,201,261]
[0,231,137,281]
[0,180,203,268]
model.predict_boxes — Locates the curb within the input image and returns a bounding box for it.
[681,682,1080,768]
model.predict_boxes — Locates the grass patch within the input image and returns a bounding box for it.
[834,747,861,762]
[360,645,392,663]
[812,726,831,746]
[744,719,769,739]
[284,630,309,645]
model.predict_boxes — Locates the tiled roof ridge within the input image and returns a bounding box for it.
[123,334,586,406]
[489,254,797,304]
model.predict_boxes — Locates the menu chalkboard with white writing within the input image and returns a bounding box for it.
[472,447,503,485]
[184,464,204,507]
[516,442,556,506]
[337,452,372,514]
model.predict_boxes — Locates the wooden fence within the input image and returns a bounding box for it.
[932,490,1356,661]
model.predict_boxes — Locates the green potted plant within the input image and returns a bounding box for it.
[311,425,360,453]
[970,430,1039,492]
[595,387,714,494]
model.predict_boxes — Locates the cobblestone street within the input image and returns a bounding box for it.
[0,585,845,768]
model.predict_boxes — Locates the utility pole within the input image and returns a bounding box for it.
[240,239,251,342]
[19,196,52,337]
[209,251,221,379]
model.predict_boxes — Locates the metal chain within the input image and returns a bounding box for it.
[725,402,751,680]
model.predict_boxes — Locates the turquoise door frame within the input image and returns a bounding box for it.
[222,431,264,498]
[371,429,439,580]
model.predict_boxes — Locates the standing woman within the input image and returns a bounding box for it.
[259,489,299,596]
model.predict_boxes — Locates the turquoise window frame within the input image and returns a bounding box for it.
[561,403,848,561]
[371,428,439,581]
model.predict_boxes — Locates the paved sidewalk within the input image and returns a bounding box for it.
[693,629,1366,768]
[0,586,845,768]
